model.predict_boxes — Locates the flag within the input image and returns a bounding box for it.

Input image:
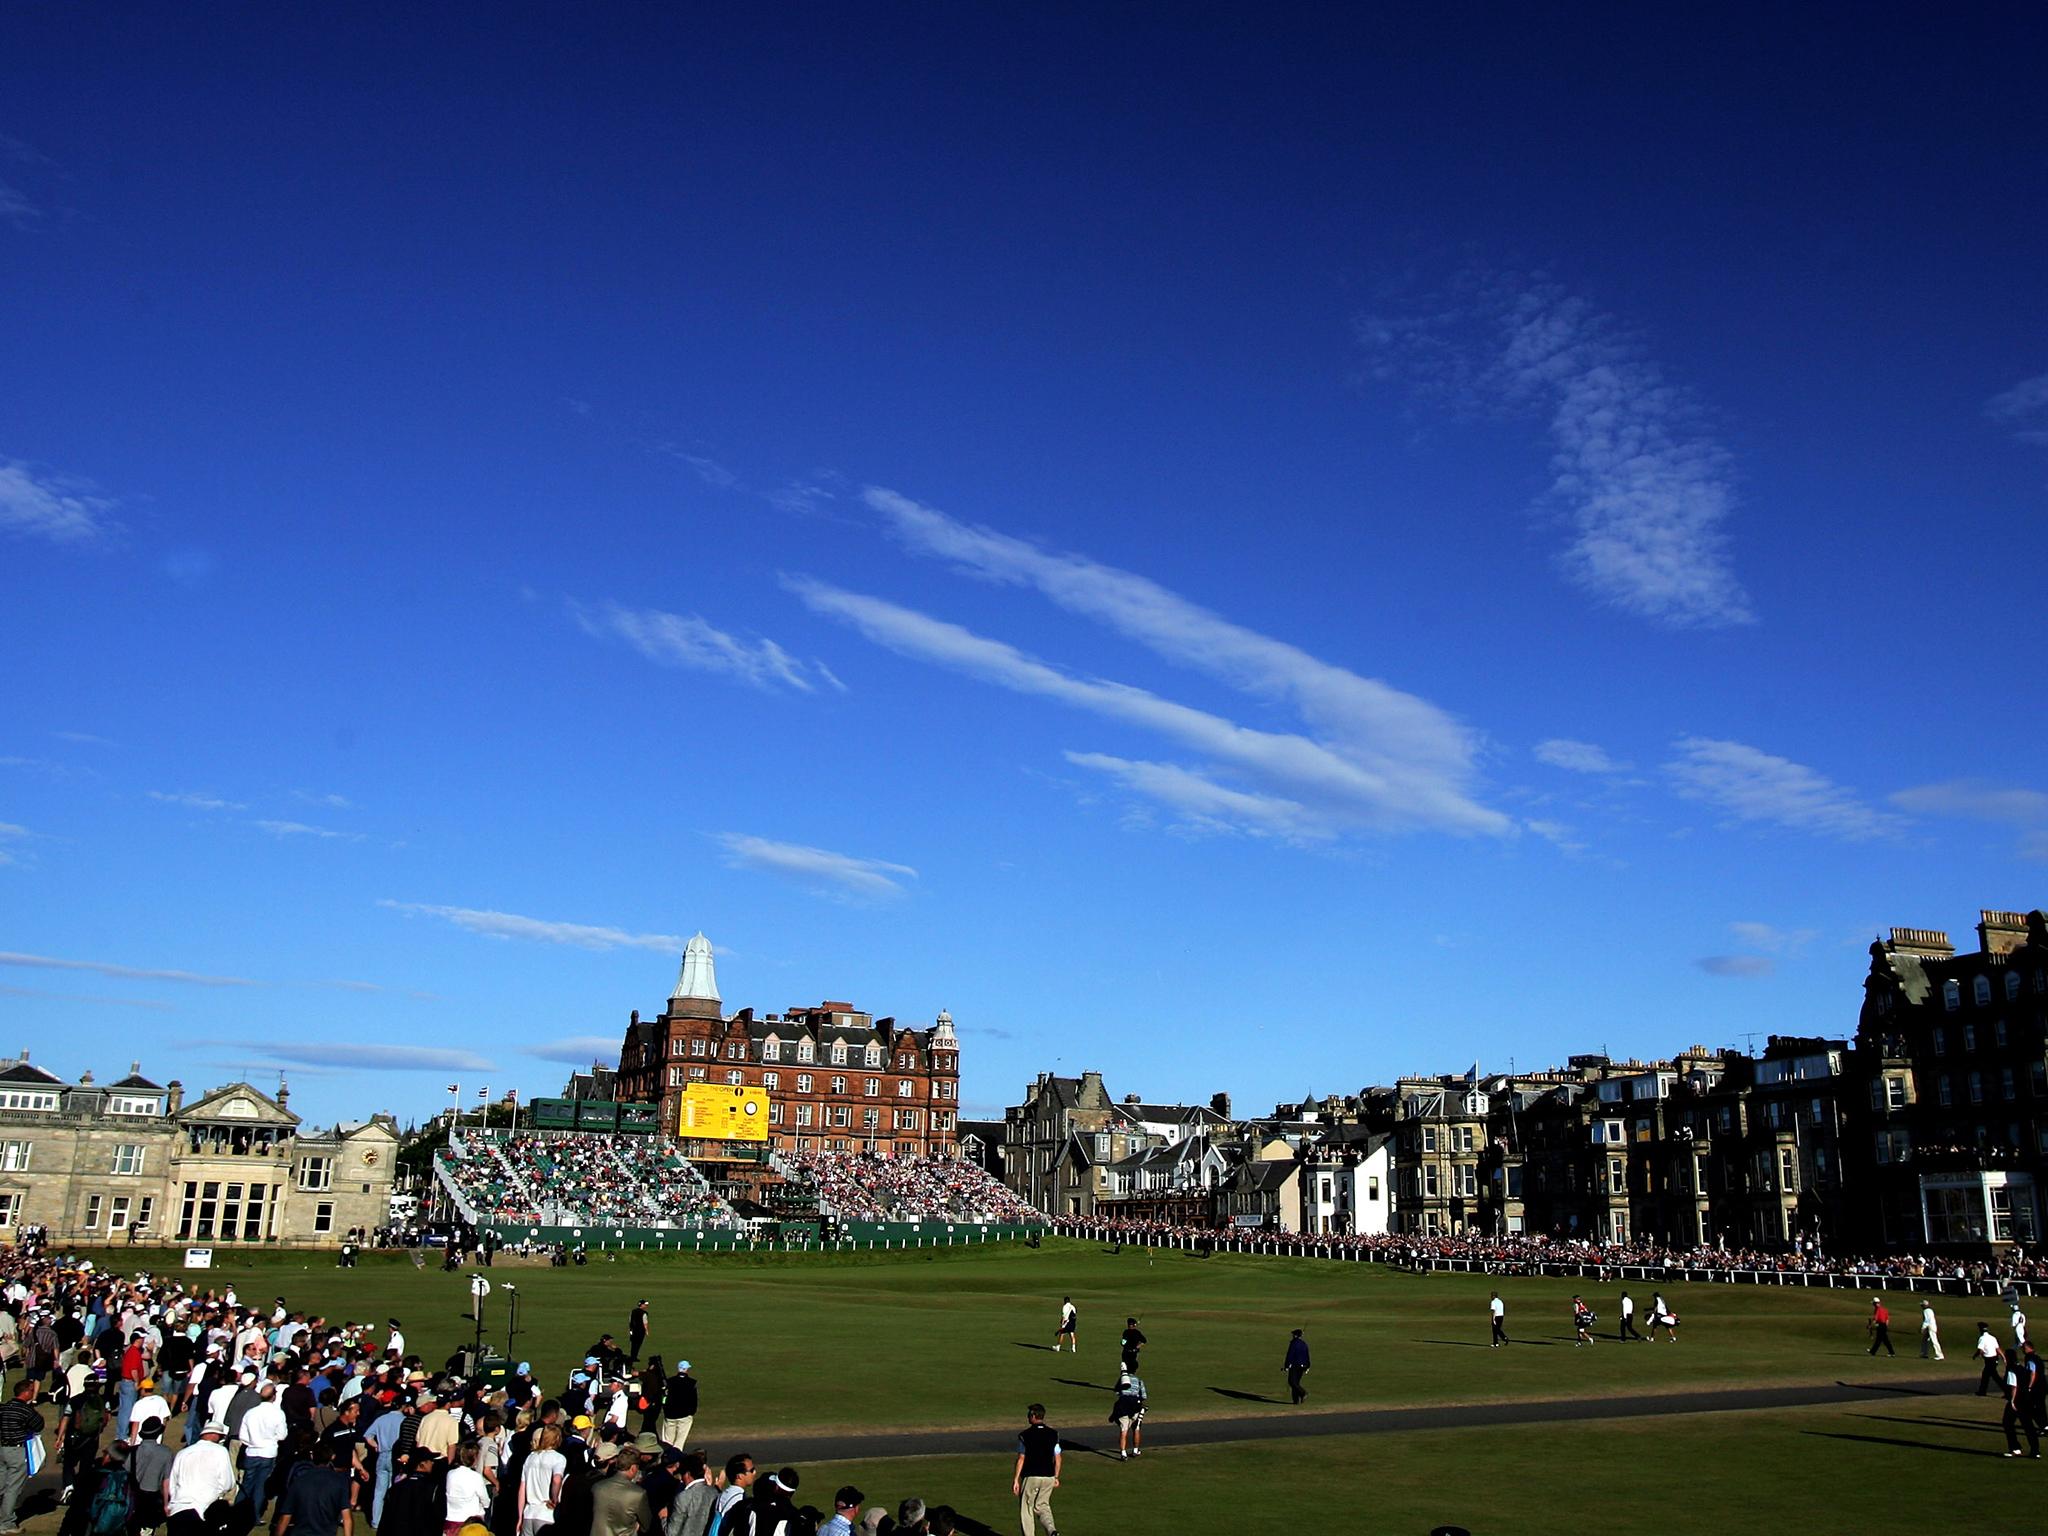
[477,1086,488,1100]
[447,1083,459,1095]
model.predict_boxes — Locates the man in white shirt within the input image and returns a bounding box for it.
[1919,1301,1943,1360]
[1618,1291,1642,1342]
[164,1421,237,1525]
[1977,1322,2006,1396]
[2012,1305,2029,1350]
[237,1383,289,1518]
[1488,1292,1507,1347]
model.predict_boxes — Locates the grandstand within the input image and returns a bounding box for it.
[435,1128,1037,1233]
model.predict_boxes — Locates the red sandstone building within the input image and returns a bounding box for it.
[614,934,963,1158]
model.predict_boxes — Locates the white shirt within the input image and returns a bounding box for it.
[1489,1297,1504,1318]
[1921,1306,1937,1330]
[1620,1296,1634,1316]
[2013,1310,2028,1343]
[1060,1302,1075,1325]
[206,1381,240,1426]
[165,1440,237,1516]
[520,1448,566,1526]
[445,1465,492,1524]
[238,1399,288,1459]
[130,1393,172,1436]
[1978,1329,2001,1359]
[387,1329,406,1357]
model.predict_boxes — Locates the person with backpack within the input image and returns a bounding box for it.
[57,1384,108,1509]
[1108,1372,1146,1459]
[68,1442,132,1536]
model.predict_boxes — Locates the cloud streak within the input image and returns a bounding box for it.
[232,1041,497,1072]
[1891,779,2048,860]
[525,1035,624,1066]
[786,568,1510,842]
[716,833,918,900]
[0,459,118,544]
[150,790,247,812]
[254,819,365,842]
[1665,736,1900,840]
[380,900,683,952]
[1987,372,2048,448]
[0,983,175,1012]
[1362,272,1752,628]
[1533,738,1628,775]
[1696,955,1774,978]
[572,599,824,692]
[0,950,261,987]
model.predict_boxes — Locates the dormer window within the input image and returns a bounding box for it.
[763,1040,781,1062]
[797,1041,815,1064]
[107,1095,162,1116]
[2007,971,2021,1001]
[864,1045,881,1068]
[1974,975,1992,1007]
[830,1042,848,1065]
[1943,980,1960,1011]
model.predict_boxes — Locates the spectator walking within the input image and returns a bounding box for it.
[2012,1303,2029,1351]
[628,1305,650,1368]
[1118,1319,1145,1374]
[1488,1293,1507,1348]
[2002,1347,2041,1458]
[709,1455,756,1536]
[1977,1323,2005,1395]
[1867,1298,1895,1357]
[163,1419,236,1536]
[1012,1405,1060,1536]
[1572,1296,1595,1348]
[1284,1329,1311,1404]
[1108,1372,1145,1459]
[1618,1291,1641,1341]
[236,1382,289,1519]
[1919,1301,1943,1361]
[1054,1299,1076,1355]
[659,1364,697,1452]
[0,1380,46,1536]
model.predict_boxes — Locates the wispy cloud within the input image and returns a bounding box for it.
[1362,272,1751,628]
[786,566,1510,843]
[149,790,247,812]
[294,790,354,810]
[1890,779,2048,860]
[1533,738,1629,775]
[658,448,739,488]
[1696,954,1774,979]
[0,983,175,1012]
[525,1035,623,1066]
[1523,818,1587,856]
[229,1041,497,1072]
[1665,736,1901,840]
[1063,752,1331,843]
[864,488,1502,837]
[1987,372,2048,448]
[52,731,117,747]
[0,950,261,987]
[254,819,364,842]
[716,833,918,900]
[571,599,823,693]
[380,900,682,952]
[0,458,118,544]
[0,822,29,867]
[1728,920,1818,954]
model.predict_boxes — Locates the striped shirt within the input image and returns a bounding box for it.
[0,1400,46,1446]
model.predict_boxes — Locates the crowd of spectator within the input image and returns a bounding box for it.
[439,1134,738,1232]
[0,1247,969,1536]
[1052,1216,2048,1286]
[777,1151,1038,1225]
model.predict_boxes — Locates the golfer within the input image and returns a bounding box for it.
[1013,1404,1061,1536]
[1055,1297,1077,1354]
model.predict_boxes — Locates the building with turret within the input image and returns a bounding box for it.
[612,934,963,1157]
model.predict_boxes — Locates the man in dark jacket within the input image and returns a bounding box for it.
[1284,1329,1311,1405]
[659,1364,698,1451]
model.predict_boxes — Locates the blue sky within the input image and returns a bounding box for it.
[4,6,2045,1127]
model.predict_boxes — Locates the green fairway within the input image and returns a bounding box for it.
[97,1239,1968,1438]
[805,1393,2041,1536]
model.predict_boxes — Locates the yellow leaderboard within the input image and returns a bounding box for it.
[678,1083,770,1142]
